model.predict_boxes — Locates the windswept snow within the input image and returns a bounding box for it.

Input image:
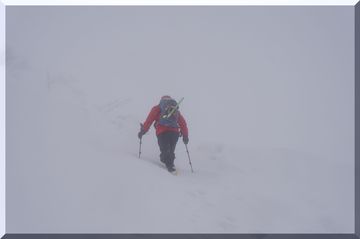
[6,6,354,233]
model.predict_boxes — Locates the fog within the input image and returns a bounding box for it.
[6,6,354,233]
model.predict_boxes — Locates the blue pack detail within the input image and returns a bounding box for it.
[158,98,179,128]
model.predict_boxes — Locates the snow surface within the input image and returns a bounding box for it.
[6,6,354,233]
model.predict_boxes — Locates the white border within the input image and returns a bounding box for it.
[0,0,5,237]
[1,0,359,6]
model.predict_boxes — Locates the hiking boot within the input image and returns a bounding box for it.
[167,165,176,172]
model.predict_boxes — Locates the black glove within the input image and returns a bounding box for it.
[138,123,146,139]
[138,130,145,139]
[183,135,189,145]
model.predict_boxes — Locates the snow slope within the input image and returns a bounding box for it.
[6,6,354,233]
[6,68,354,233]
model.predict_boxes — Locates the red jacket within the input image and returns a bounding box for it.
[142,105,188,137]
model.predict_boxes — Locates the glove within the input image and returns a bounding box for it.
[138,123,146,139]
[138,131,144,139]
[183,135,189,145]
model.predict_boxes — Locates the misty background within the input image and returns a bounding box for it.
[6,6,354,233]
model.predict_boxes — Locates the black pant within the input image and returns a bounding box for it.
[157,131,179,167]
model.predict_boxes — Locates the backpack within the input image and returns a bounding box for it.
[158,97,180,128]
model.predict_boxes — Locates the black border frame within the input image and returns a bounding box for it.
[1,234,359,239]
[2,3,359,239]
[354,1,360,239]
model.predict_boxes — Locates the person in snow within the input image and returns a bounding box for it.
[138,95,189,172]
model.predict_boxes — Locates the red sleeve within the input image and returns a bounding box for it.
[178,113,188,137]
[142,105,160,133]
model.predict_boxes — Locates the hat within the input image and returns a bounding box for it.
[161,95,172,100]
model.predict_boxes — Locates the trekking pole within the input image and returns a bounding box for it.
[185,144,194,173]
[138,137,142,158]
[138,123,143,158]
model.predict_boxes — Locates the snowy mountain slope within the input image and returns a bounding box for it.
[5,6,354,233]
[6,70,353,233]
